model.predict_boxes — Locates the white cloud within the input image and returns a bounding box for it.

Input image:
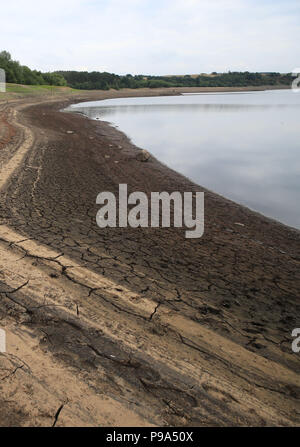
[1,0,300,74]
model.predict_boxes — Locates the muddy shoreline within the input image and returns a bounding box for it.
[0,86,299,427]
[64,87,299,234]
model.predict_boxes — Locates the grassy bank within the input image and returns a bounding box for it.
[0,83,79,100]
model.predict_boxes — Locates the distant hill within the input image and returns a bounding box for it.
[56,70,293,90]
[0,50,293,91]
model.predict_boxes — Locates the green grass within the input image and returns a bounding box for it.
[0,83,79,98]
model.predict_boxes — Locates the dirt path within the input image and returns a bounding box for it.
[0,88,299,427]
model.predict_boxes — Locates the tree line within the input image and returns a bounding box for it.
[0,51,67,86]
[57,70,293,90]
[0,50,293,90]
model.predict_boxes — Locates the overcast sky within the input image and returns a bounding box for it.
[1,0,300,74]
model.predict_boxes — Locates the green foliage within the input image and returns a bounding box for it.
[0,50,294,91]
[42,72,67,86]
[0,50,67,86]
[57,70,293,91]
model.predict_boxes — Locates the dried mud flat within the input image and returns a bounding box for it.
[0,87,299,427]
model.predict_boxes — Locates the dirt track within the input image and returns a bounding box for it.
[0,87,299,427]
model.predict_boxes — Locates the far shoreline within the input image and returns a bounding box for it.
[0,82,291,105]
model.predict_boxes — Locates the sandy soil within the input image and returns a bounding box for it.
[0,86,299,427]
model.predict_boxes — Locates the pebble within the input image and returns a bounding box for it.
[137,149,151,162]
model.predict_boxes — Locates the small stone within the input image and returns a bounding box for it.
[137,149,151,162]
[234,222,245,227]
[105,155,110,159]
[66,130,74,134]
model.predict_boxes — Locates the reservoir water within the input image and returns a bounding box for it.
[68,89,300,229]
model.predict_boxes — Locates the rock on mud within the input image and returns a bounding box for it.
[137,149,151,162]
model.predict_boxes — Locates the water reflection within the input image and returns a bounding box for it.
[69,90,300,229]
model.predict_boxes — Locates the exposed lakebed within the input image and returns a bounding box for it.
[68,89,300,229]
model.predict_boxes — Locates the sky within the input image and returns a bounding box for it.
[1,0,300,75]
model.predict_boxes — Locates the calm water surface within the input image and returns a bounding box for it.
[69,90,300,229]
